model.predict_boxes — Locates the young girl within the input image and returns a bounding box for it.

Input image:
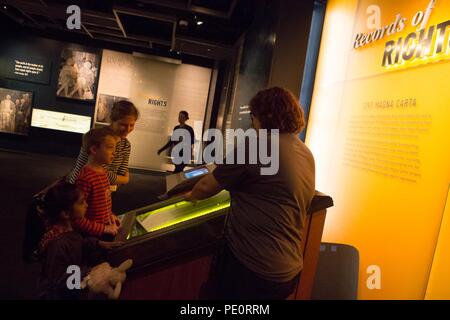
[37,182,121,299]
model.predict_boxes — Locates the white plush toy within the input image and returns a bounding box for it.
[81,259,133,300]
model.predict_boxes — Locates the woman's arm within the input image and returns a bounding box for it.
[186,173,223,202]
[114,171,129,185]
[112,140,131,185]
[66,147,88,184]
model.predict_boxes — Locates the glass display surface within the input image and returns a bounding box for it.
[126,191,230,239]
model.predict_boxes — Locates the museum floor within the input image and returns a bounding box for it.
[0,149,167,299]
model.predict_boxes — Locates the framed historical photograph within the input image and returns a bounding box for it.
[56,48,99,101]
[0,87,33,136]
[95,94,128,124]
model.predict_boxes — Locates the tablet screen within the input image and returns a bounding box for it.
[184,167,209,179]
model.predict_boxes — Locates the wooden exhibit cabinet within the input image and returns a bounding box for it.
[108,192,333,300]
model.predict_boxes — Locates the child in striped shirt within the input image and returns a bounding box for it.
[74,127,121,238]
[67,100,139,188]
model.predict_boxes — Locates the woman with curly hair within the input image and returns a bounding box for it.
[188,87,315,299]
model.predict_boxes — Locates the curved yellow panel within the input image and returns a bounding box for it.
[307,0,450,299]
[425,187,450,300]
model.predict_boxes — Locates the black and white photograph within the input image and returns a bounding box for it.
[56,48,99,101]
[95,94,128,124]
[0,87,33,136]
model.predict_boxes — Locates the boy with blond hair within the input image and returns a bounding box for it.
[74,127,121,238]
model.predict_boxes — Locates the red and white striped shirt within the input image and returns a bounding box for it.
[74,166,112,237]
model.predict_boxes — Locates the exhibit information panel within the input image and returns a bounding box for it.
[307,0,450,298]
[3,55,51,85]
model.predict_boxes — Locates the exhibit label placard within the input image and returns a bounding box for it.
[31,108,91,134]
[3,55,51,85]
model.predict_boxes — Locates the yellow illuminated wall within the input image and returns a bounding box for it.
[425,187,450,299]
[307,0,450,299]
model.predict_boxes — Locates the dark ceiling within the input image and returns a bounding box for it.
[0,0,257,60]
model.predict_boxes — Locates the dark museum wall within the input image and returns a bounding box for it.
[0,34,101,158]
[269,0,316,97]
[229,0,279,131]
[229,0,317,131]
[0,29,215,160]
[0,0,319,158]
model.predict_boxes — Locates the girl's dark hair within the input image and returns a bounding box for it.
[43,183,83,224]
[110,100,139,122]
[249,87,306,134]
[23,182,82,262]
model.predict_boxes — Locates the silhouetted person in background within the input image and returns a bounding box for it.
[157,110,195,173]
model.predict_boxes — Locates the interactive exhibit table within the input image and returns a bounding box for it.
[108,165,333,299]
